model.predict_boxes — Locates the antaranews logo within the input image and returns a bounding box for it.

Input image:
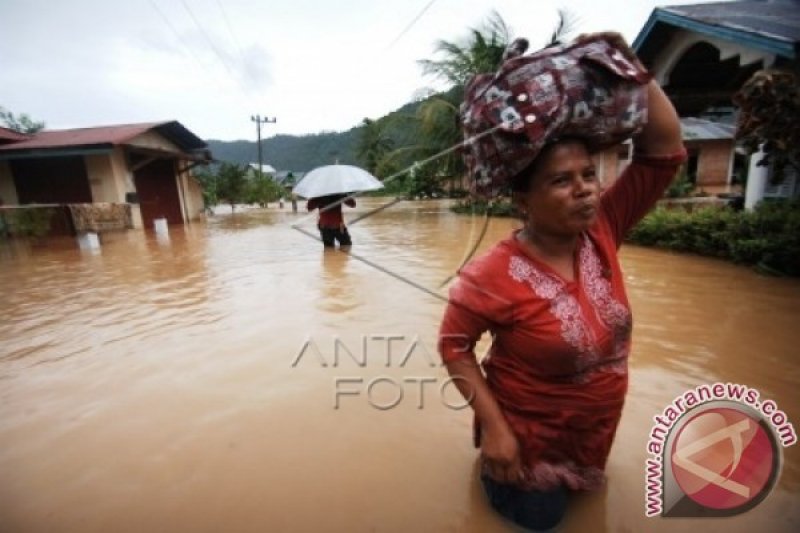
[645,382,796,518]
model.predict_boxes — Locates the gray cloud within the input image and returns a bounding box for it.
[240,44,273,88]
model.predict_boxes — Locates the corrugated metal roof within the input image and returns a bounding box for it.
[681,117,736,140]
[249,163,277,174]
[0,127,30,142]
[0,121,207,153]
[634,0,800,59]
[664,1,800,44]
[0,122,161,150]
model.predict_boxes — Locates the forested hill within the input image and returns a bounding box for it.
[205,98,425,173]
[206,130,359,172]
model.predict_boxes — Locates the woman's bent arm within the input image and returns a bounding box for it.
[444,357,525,486]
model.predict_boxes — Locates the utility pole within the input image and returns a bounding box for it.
[250,115,276,178]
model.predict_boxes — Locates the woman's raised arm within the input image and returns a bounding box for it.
[634,80,684,157]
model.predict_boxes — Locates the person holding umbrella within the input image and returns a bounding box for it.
[307,194,355,248]
[292,164,384,249]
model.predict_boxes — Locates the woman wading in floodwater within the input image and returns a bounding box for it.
[438,33,685,531]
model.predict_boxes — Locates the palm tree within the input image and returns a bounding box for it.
[405,10,577,196]
[407,88,465,197]
[355,118,395,177]
[388,11,511,196]
[417,10,511,87]
[546,9,579,48]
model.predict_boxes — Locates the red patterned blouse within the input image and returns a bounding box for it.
[438,150,686,491]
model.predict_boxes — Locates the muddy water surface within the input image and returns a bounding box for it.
[1,198,798,532]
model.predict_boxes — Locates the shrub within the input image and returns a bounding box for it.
[451,198,517,217]
[665,167,694,198]
[627,198,800,276]
[451,194,800,276]
[8,207,53,238]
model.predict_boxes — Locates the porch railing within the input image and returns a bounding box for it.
[0,203,133,238]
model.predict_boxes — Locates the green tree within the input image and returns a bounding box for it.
[734,70,800,184]
[246,173,284,207]
[216,162,248,212]
[397,11,512,197]
[406,161,446,199]
[408,10,577,197]
[0,106,45,134]
[417,10,511,87]
[355,118,395,177]
[544,9,578,48]
[380,89,464,198]
[194,168,218,210]
[414,88,465,192]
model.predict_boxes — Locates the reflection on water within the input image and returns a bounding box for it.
[0,199,798,532]
[319,250,357,314]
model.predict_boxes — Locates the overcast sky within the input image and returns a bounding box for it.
[1,0,701,141]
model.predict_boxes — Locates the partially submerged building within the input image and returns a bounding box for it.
[0,121,211,234]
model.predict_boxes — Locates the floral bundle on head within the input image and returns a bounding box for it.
[460,35,652,198]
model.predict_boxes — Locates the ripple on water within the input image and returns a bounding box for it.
[0,201,798,532]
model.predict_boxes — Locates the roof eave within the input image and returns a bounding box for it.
[124,144,213,162]
[152,121,208,152]
[633,7,796,59]
[0,144,114,160]
[633,10,660,52]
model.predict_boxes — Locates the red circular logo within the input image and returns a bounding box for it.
[670,407,776,510]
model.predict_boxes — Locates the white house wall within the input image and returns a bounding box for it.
[176,161,205,221]
[185,175,204,220]
[85,154,123,202]
[83,149,144,228]
[0,161,19,204]
[113,149,143,228]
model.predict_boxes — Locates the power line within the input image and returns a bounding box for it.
[147,0,225,90]
[179,0,239,80]
[148,0,259,109]
[383,0,439,51]
[148,0,274,146]
[214,0,247,62]
[216,0,264,100]
[177,0,262,107]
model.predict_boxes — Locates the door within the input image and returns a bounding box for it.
[133,159,184,229]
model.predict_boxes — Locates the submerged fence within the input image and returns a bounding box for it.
[0,203,133,239]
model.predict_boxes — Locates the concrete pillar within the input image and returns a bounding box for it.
[744,146,769,210]
[77,232,101,253]
[130,204,143,229]
[726,144,736,192]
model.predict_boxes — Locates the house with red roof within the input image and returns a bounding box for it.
[0,121,211,232]
[0,126,30,145]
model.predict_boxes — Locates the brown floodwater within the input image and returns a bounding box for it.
[1,198,798,532]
